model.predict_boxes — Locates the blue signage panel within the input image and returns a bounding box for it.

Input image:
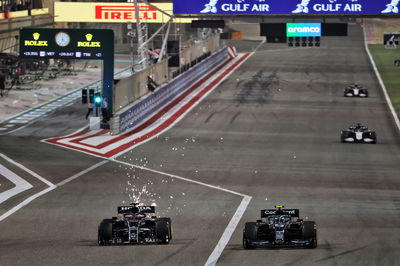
[287,23,321,37]
[173,0,400,15]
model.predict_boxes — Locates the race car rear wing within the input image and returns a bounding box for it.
[117,205,155,214]
[261,209,299,218]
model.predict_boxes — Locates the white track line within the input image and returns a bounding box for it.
[0,164,33,204]
[363,25,400,132]
[205,196,252,266]
[0,153,55,187]
[0,153,56,221]
[0,157,107,221]
[111,158,252,266]
[0,186,55,221]
[112,159,249,197]
[56,161,108,187]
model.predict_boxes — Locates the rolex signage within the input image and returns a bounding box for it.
[24,32,48,47]
[77,34,102,48]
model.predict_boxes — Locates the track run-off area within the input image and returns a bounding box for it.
[1,24,400,265]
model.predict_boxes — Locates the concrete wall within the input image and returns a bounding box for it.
[113,59,169,113]
[226,22,262,40]
[180,33,220,66]
[114,33,221,115]
[0,13,53,40]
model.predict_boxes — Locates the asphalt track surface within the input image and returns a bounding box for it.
[1,24,400,265]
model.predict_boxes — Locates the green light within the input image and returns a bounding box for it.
[94,96,102,104]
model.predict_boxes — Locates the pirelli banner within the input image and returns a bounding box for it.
[54,2,194,23]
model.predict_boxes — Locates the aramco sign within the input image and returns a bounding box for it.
[286,23,322,37]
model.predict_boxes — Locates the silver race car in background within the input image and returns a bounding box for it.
[98,203,172,245]
[344,84,368,97]
[243,205,317,249]
[341,123,377,143]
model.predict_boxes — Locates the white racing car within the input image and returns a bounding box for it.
[344,84,368,97]
[98,203,172,245]
[340,123,377,144]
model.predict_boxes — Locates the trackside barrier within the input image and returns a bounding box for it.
[180,34,220,66]
[113,46,229,135]
[113,59,169,113]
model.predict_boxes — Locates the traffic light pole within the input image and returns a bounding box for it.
[102,39,114,119]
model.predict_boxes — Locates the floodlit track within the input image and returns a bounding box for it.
[0,24,400,265]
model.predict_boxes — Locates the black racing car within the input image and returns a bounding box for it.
[340,123,377,144]
[344,84,368,97]
[98,203,172,245]
[243,205,317,249]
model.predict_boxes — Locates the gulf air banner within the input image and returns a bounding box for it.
[173,0,400,15]
[54,2,194,23]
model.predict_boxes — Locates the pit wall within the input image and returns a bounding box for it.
[180,34,220,66]
[111,46,229,135]
[113,59,169,114]
[113,34,221,115]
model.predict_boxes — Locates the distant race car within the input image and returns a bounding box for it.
[243,205,317,249]
[98,203,172,245]
[344,84,368,97]
[340,123,377,144]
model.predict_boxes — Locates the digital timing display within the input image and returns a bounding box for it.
[20,28,113,60]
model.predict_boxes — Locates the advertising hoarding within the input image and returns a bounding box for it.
[286,23,321,37]
[54,2,194,23]
[173,0,400,15]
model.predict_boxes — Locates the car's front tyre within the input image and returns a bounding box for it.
[302,221,317,248]
[156,218,172,244]
[98,219,113,246]
[243,222,257,249]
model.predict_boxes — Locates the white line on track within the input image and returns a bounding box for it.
[112,159,249,197]
[205,196,252,266]
[253,36,266,51]
[111,158,252,266]
[0,153,56,221]
[363,25,400,132]
[0,186,55,221]
[0,153,54,187]
[0,155,107,221]
[56,161,108,187]
[0,164,33,204]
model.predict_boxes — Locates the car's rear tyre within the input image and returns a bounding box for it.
[98,219,113,246]
[156,218,172,244]
[303,221,317,248]
[243,222,257,249]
